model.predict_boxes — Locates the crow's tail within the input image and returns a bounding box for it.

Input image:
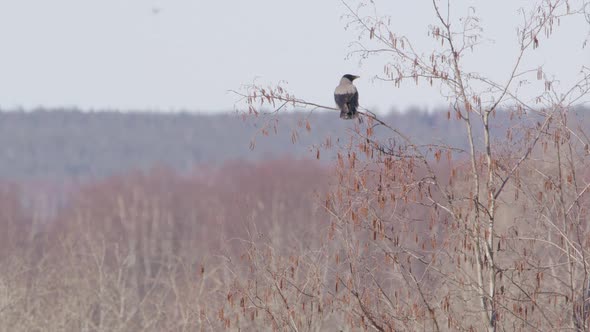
[339,103,359,120]
[348,104,358,119]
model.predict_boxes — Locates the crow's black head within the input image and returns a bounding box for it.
[343,74,359,82]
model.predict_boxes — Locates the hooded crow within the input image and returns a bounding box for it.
[334,74,359,119]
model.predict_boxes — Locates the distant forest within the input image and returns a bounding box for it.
[0,107,588,180]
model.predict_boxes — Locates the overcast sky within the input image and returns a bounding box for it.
[0,0,588,113]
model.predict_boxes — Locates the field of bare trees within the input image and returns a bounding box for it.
[0,0,589,331]
[0,160,331,331]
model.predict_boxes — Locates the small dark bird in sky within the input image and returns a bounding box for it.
[334,74,359,120]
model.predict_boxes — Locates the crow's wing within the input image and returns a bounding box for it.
[350,90,359,109]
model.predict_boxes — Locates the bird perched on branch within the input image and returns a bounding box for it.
[334,74,360,120]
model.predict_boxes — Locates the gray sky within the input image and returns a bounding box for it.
[0,0,588,112]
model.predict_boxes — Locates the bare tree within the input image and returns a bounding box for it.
[238,0,590,330]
